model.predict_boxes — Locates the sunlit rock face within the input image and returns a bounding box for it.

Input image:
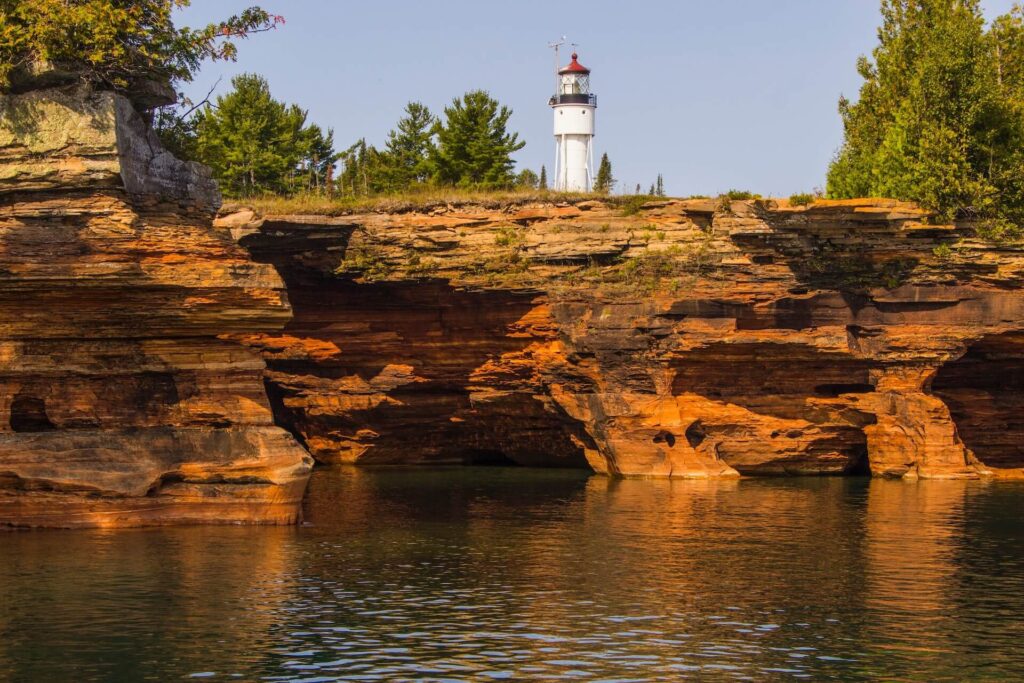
[227,198,1024,479]
[0,87,312,528]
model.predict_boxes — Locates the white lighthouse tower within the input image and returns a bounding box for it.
[549,51,596,192]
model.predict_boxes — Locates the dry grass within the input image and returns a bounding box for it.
[229,188,613,216]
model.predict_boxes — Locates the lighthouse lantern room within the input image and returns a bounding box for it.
[549,52,596,192]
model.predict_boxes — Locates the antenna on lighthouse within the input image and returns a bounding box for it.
[548,36,566,94]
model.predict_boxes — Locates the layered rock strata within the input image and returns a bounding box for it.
[0,87,312,528]
[225,198,1024,479]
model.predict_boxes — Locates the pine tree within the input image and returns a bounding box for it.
[193,73,334,196]
[656,173,665,197]
[337,138,389,197]
[380,101,436,190]
[648,183,655,196]
[539,165,548,190]
[595,153,614,194]
[431,90,526,188]
[635,183,641,195]
[295,123,339,194]
[828,0,1024,226]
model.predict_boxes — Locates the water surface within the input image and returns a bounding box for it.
[2,468,1024,681]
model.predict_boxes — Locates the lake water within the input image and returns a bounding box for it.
[2,468,1024,681]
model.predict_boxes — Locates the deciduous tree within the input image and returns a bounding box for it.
[0,1,281,103]
[828,0,1024,231]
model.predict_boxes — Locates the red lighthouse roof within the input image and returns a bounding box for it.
[558,53,590,75]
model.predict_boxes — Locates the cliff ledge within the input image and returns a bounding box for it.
[0,86,312,528]
[225,196,1024,480]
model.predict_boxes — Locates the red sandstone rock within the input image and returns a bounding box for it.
[228,197,1024,480]
[0,88,312,528]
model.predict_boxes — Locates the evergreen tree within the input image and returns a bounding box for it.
[380,101,436,190]
[828,0,1024,226]
[539,165,548,190]
[656,173,665,197]
[296,123,339,194]
[595,153,614,193]
[635,183,641,195]
[431,90,526,188]
[648,183,655,195]
[192,73,335,196]
[337,138,389,197]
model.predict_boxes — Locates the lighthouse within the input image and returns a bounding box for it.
[549,52,596,192]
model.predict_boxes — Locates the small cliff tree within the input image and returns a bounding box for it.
[656,173,665,197]
[539,165,548,190]
[595,153,615,194]
[431,90,526,188]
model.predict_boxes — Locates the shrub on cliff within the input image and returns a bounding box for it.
[828,0,1024,235]
[0,0,281,104]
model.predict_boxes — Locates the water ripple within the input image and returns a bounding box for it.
[1,470,1024,680]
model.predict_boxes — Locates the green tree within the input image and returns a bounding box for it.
[516,168,539,189]
[828,0,1024,227]
[191,73,335,196]
[380,101,436,190]
[990,4,1024,225]
[296,123,340,194]
[0,1,281,103]
[431,90,526,188]
[539,165,548,190]
[656,173,665,197]
[337,138,390,197]
[595,153,614,194]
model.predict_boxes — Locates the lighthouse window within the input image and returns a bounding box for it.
[582,110,586,115]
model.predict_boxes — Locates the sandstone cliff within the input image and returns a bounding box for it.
[223,197,1024,480]
[0,86,312,528]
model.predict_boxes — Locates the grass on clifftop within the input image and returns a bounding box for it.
[228,189,694,216]
[236,189,606,216]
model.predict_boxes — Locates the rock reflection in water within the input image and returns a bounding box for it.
[2,468,1024,680]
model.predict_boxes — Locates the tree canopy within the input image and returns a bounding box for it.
[379,102,437,190]
[332,91,528,197]
[190,74,336,196]
[0,0,281,102]
[430,90,526,188]
[828,0,1024,233]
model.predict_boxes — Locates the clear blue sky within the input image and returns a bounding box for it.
[174,1,1019,197]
